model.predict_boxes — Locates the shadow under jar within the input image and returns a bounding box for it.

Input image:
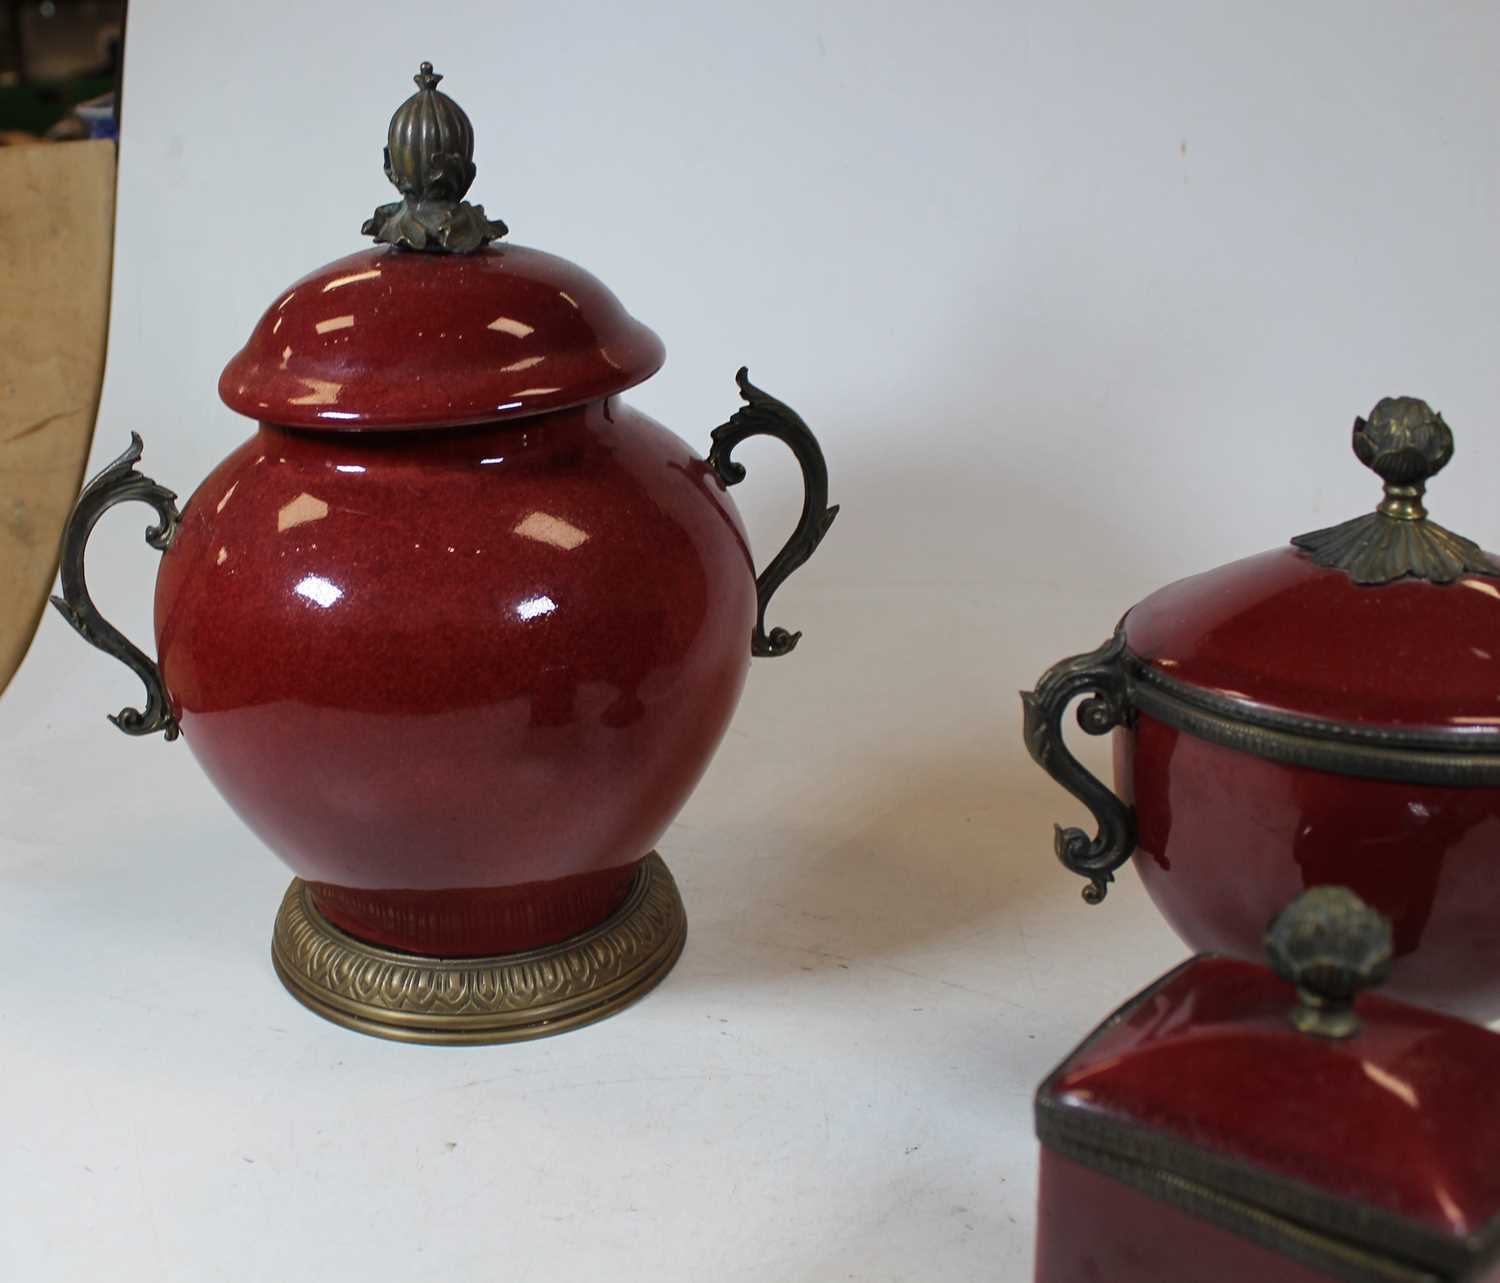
[51,63,838,1044]
[1023,396,1500,1020]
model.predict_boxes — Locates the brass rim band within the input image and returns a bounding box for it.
[270,852,687,1045]
[1023,624,1500,907]
[1127,658,1500,787]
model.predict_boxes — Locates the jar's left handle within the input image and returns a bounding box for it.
[707,368,839,657]
[49,433,182,741]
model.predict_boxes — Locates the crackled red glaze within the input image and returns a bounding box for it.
[154,399,754,955]
[1035,1151,1339,1283]
[1124,546,1500,728]
[1115,714,1500,1019]
[218,245,666,431]
[1043,956,1500,1242]
[1101,540,1500,1020]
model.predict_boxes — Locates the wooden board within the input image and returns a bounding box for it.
[0,139,115,695]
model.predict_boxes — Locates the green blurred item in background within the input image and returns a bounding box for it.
[0,0,122,139]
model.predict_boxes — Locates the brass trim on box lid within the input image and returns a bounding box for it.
[1035,948,1500,1282]
[1038,1124,1445,1283]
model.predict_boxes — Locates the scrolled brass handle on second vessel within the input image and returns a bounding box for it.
[1020,628,1137,904]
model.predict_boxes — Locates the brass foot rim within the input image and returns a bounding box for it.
[270,852,687,1045]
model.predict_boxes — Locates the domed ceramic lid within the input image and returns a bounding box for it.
[219,63,664,430]
[1122,397,1500,730]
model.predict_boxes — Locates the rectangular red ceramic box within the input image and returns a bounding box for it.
[1034,953,1500,1283]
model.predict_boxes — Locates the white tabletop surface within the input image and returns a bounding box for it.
[0,588,1185,1283]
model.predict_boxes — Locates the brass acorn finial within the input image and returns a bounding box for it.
[1354,396,1453,518]
[361,61,506,254]
[1264,886,1392,1039]
[1290,395,1498,585]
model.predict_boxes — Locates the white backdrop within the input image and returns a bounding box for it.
[5,2,1500,1279]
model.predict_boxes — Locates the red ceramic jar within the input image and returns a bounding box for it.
[1023,397,1500,1019]
[52,64,837,1044]
[1035,888,1500,1282]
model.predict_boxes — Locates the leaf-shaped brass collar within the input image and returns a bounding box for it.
[1291,396,1498,585]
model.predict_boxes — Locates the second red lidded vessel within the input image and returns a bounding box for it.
[1024,397,1500,1019]
[52,63,838,1043]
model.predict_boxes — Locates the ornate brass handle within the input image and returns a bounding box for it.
[49,434,182,740]
[1020,629,1137,903]
[708,368,838,657]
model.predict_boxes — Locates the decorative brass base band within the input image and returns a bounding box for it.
[270,852,687,1045]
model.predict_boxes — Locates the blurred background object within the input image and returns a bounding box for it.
[1,0,123,139]
[0,0,122,692]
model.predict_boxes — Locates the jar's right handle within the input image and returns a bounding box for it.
[49,433,182,741]
[1020,628,1137,903]
[707,368,839,657]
